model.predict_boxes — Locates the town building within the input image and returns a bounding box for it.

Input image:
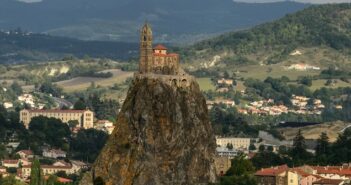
[3,102,13,109]
[207,99,236,109]
[255,165,351,185]
[19,109,94,129]
[21,165,74,178]
[2,159,20,168]
[216,147,239,158]
[255,165,290,185]
[217,78,233,86]
[16,150,33,159]
[42,149,67,159]
[94,120,115,134]
[312,179,344,185]
[292,169,320,185]
[214,156,232,176]
[216,137,251,150]
[70,160,89,173]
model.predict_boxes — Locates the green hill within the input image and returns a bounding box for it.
[180,3,351,72]
[0,31,138,63]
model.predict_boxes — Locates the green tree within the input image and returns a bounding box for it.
[258,145,265,152]
[290,130,312,164]
[226,143,233,150]
[226,154,255,176]
[249,144,256,151]
[68,120,79,129]
[11,81,23,95]
[315,132,329,156]
[221,154,257,185]
[73,98,86,110]
[298,76,312,87]
[0,175,26,185]
[28,117,71,152]
[30,159,44,185]
[70,129,108,162]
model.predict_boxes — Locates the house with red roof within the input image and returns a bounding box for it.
[2,159,20,168]
[292,168,321,185]
[16,150,33,159]
[255,165,290,185]
[311,166,351,180]
[43,149,67,159]
[44,176,73,184]
[312,179,345,185]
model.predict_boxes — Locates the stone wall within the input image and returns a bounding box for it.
[134,73,195,88]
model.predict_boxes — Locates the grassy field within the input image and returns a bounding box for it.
[310,79,351,91]
[287,79,351,91]
[278,121,349,142]
[235,64,320,81]
[196,78,215,91]
[56,69,133,92]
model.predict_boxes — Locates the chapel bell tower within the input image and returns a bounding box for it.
[139,23,153,73]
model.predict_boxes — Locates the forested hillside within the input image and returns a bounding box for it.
[0,30,137,63]
[180,3,351,70]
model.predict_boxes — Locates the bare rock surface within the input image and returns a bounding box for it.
[80,78,216,185]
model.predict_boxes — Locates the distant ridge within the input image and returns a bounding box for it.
[0,31,138,63]
[0,0,308,43]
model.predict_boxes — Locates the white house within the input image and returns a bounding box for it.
[42,149,67,159]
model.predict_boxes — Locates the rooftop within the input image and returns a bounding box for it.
[312,179,344,185]
[255,165,289,176]
[154,44,167,50]
[24,109,88,113]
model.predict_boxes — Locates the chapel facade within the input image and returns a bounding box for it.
[139,23,180,75]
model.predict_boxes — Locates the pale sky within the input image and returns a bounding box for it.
[16,0,351,4]
[17,0,43,3]
[233,0,351,3]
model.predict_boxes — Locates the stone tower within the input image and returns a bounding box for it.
[139,23,153,73]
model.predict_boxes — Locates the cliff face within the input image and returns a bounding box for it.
[80,78,217,185]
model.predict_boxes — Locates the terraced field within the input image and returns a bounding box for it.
[56,69,133,92]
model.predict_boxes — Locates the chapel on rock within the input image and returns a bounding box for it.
[135,23,193,87]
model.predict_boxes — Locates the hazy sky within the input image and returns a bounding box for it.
[234,0,351,3]
[16,0,351,3]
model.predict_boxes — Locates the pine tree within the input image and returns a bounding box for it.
[291,129,310,162]
[315,132,329,156]
[30,159,44,185]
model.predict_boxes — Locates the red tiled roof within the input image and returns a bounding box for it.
[291,168,313,177]
[44,176,73,183]
[312,166,351,176]
[22,165,71,169]
[154,44,167,50]
[17,150,33,155]
[57,177,73,183]
[168,53,179,56]
[153,53,179,57]
[312,179,343,185]
[25,109,87,113]
[255,165,288,176]
[3,159,19,164]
